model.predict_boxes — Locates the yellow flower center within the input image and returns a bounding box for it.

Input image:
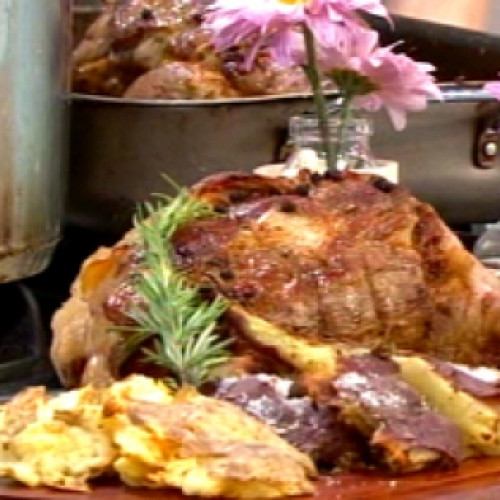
[278,0,308,5]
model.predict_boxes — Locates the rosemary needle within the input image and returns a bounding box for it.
[120,188,231,388]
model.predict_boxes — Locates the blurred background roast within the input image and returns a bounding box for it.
[69,0,500,234]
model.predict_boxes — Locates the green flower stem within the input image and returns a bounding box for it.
[335,92,354,167]
[301,23,336,171]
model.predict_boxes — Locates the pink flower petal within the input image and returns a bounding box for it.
[204,0,306,66]
[316,25,379,71]
[353,93,382,112]
[342,0,390,19]
[386,106,407,131]
[271,28,304,66]
[484,81,500,101]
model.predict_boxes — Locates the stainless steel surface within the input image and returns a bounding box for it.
[67,84,500,233]
[0,0,70,283]
[68,93,315,232]
[374,91,500,224]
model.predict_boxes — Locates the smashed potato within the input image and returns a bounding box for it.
[104,373,173,414]
[109,388,316,498]
[0,375,316,498]
[1,420,114,491]
[0,385,115,491]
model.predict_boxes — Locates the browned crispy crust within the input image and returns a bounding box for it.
[51,170,500,388]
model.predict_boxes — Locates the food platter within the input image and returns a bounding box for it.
[2,459,500,500]
[5,2,500,500]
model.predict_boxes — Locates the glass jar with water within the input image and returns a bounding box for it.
[285,106,399,183]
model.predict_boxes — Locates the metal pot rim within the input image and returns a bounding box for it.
[70,90,331,107]
[70,82,492,107]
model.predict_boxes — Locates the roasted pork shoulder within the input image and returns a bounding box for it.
[51,169,500,389]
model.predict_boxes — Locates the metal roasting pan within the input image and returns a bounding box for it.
[67,12,500,234]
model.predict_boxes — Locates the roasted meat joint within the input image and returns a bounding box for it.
[12,168,494,497]
[51,171,500,385]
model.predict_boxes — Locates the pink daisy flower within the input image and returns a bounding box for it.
[354,46,442,130]
[318,31,441,130]
[203,0,390,68]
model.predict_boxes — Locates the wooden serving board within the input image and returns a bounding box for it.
[2,459,500,500]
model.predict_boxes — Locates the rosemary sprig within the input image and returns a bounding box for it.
[120,187,231,388]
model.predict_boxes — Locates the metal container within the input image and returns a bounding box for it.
[68,93,315,232]
[68,85,500,233]
[0,0,70,283]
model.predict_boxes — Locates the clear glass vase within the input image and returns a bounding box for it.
[289,108,374,171]
[285,107,399,183]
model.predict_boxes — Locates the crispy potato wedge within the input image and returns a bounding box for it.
[396,356,500,456]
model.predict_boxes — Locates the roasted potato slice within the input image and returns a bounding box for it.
[104,374,173,414]
[228,305,340,377]
[108,388,317,498]
[396,356,500,456]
